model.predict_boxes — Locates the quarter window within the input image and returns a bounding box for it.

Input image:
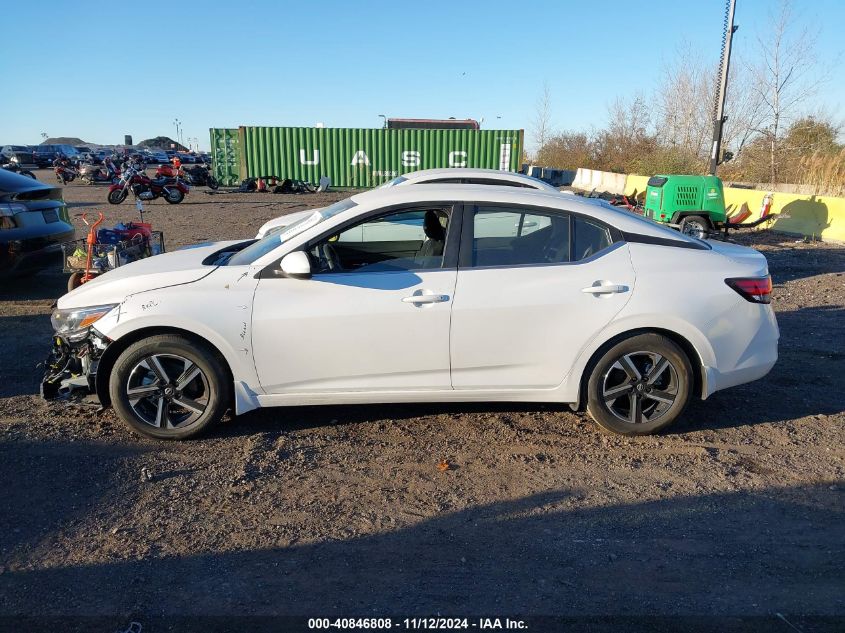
[573,216,612,261]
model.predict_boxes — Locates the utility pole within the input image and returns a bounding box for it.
[709,0,737,175]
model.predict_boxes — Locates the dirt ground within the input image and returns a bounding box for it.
[0,171,843,632]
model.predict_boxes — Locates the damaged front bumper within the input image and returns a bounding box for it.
[41,329,111,400]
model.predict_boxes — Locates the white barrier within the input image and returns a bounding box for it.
[571,168,627,194]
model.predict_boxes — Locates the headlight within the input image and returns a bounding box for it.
[50,304,117,342]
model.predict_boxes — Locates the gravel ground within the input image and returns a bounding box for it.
[0,171,843,631]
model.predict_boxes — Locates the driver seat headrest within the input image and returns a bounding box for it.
[423,210,446,241]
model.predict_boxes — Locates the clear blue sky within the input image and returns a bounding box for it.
[1,0,842,150]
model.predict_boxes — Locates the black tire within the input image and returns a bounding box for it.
[207,175,219,190]
[67,272,84,292]
[108,188,128,204]
[679,215,710,239]
[109,334,231,440]
[586,333,693,436]
[164,188,185,204]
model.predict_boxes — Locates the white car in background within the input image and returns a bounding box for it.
[255,168,559,238]
[44,185,778,440]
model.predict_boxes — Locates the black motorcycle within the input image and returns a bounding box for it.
[184,164,219,189]
[1,160,36,179]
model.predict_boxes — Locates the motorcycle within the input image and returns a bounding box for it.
[185,164,219,189]
[78,161,120,185]
[54,162,78,185]
[1,160,36,179]
[155,163,219,189]
[107,165,189,205]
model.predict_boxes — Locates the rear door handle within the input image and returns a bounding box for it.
[581,283,628,295]
[402,294,450,304]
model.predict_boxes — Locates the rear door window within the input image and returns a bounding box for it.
[470,206,568,267]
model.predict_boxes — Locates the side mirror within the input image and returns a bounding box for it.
[279,251,312,280]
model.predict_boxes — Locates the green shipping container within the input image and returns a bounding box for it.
[210,126,524,189]
[209,128,241,186]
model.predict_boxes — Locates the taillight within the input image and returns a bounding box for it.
[725,276,773,304]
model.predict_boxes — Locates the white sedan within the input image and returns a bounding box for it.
[255,168,558,238]
[44,185,778,440]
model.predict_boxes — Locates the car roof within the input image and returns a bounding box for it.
[346,184,697,241]
[398,167,557,190]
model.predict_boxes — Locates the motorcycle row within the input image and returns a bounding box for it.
[48,155,219,205]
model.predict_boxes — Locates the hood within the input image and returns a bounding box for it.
[256,208,322,238]
[58,240,243,309]
[707,239,769,275]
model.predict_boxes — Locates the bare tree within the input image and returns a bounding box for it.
[653,45,765,171]
[752,0,825,184]
[655,47,713,161]
[721,62,767,161]
[532,82,553,157]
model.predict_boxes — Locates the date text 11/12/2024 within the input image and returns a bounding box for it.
[307,618,528,630]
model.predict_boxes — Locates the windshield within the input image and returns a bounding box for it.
[379,175,407,188]
[227,197,358,266]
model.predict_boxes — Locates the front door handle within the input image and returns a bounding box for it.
[581,283,628,295]
[402,294,450,304]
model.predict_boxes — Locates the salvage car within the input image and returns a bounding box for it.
[254,168,559,238]
[43,185,778,440]
[0,169,74,277]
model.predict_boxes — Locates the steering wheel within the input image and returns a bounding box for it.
[317,242,343,272]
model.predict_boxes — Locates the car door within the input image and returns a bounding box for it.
[251,204,460,394]
[449,204,635,389]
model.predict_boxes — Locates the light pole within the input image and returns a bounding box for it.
[378,114,386,129]
[173,118,182,148]
[709,0,737,175]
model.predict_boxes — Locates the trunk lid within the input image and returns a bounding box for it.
[707,239,769,275]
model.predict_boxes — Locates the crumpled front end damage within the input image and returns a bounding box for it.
[41,330,110,400]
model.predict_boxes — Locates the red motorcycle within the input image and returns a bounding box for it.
[107,165,189,205]
[53,158,78,185]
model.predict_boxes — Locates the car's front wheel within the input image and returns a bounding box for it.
[109,334,231,440]
[586,333,692,435]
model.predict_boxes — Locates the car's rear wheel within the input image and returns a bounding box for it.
[586,333,692,435]
[109,334,231,440]
[679,215,710,239]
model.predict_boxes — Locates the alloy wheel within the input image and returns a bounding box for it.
[601,351,680,425]
[125,353,209,430]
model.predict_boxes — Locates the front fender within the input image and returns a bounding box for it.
[93,270,262,397]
